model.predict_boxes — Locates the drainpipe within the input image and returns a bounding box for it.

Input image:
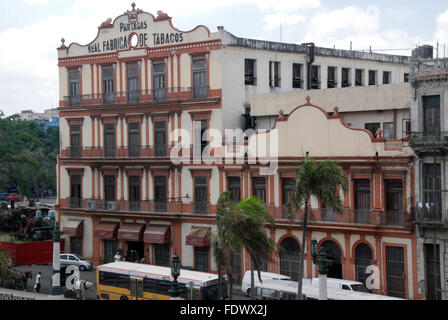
[302,43,315,90]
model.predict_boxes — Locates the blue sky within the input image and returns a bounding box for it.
[1,0,447,115]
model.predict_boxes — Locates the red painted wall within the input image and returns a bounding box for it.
[0,240,64,266]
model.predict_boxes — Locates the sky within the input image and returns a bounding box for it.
[1,0,448,116]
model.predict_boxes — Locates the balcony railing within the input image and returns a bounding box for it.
[409,132,448,148]
[63,87,212,107]
[154,201,167,213]
[69,197,82,209]
[69,146,82,158]
[415,207,443,223]
[128,145,141,158]
[193,201,209,214]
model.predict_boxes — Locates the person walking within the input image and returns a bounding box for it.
[34,272,42,293]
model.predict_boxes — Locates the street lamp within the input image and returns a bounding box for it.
[49,212,64,299]
[169,252,181,300]
[311,239,333,300]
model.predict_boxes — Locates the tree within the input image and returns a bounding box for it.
[285,158,348,300]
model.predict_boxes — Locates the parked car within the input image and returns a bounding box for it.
[4,193,20,201]
[0,193,8,200]
[309,277,369,292]
[242,271,291,296]
[60,253,94,271]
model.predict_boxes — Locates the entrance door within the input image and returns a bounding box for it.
[320,241,343,279]
[279,238,300,281]
[424,243,442,300]
[127,241,144,263]
[385,246,406,298]
[104,240,117,264]
[130,278,144,300]
[355,244,373,286]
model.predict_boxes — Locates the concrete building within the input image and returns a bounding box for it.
[410,57,448,300]
[56,4,420,299]
[18,109,60,128]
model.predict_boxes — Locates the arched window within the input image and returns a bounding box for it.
[320,240,343,279]
[355,243,373,285]
[279,237,300,281]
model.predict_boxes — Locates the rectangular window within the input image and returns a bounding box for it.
[70,124,81,157]
[327,67,337,89]
[128,122,140,157]
[385,180,403,226]
[194,176,208,213]
[423,95,441,134]
[253,177,266,203]
[383,122,395,140]
[193,120,208,157]
[154,121,167,157]
[104,175,116,202]
[404,73,409,83]
[70,175,82,208]
[355,69,364,86]
[127,64,140,103]
[424,244,442,300]
[102,66,115,104]
[269,61,281,87]
[245,59,256,86]
[154,244,170,267]
[422,163,442,219]
[354,179,371,224]
[193,59,208,98]
[153,63,166,101]
[311,65,320,89]
[292,63,302,89]
[154,176,167,212]
[341,68,351,87]
[282,178,295,218]
[228,177,241,202]
[69,70,81,106]
[104,124,116,158]
[195,247,209,272]
[103,240,117,264]
[128,176,141,211]
[70,237,82,255]
[369,70,377,85]
[365,123,381,138]
[383,71,391,85]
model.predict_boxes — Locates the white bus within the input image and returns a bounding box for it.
[96,261,228,300]
[254,279,404,301]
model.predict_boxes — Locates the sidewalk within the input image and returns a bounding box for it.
[0,288,73,300]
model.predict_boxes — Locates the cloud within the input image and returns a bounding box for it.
[435,10,448,46]
[22,0,49,5]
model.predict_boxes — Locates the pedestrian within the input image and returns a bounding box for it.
[114,251,121,262]
[34,272,41,293]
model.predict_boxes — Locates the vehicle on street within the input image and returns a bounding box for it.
[97,261,228,300]
[241,271,291,296]
[0,193,8,200]
[60,253,94,271]
[4,193,21,201]
[310,277,369,292]
[254,279,404,300]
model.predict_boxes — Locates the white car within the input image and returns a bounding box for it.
[242,271,291,296]
[60,253,94,271]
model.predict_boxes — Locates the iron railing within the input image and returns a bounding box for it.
[154,201,167,213]
[63,87,212,107]
[415,207,443,223]
[193,201,209,214]
[69,197,82,209]
[409,132,448,147]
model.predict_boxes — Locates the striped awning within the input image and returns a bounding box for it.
[117,223,146,242]
[143,225,171,244]
[93,222,119,240]
[185,227,211,247]
[62,220,83,237]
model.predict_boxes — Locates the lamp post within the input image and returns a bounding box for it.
[48,212,64,299]
[311,239,333,300]
[170,252,181,300]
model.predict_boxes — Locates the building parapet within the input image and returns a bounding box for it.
[410,58,448,79]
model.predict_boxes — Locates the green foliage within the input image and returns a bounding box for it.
[0,113,59,198]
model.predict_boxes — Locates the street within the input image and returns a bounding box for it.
[13,264,250,300]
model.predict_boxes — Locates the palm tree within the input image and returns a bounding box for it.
[213,193,275,300]
[285,158,348,300]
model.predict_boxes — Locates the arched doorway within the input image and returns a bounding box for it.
[355,243,373,285]
[320,240,343,279]
[279,237,300,281]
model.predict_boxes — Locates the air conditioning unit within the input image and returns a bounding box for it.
[87,200,96,210]
[107,201,117,211]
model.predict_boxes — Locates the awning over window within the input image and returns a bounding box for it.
[62,219,83,237]
[143,225,171,244]
[185,227,211,247]
[93,222,119,240]
[117,223,146,242]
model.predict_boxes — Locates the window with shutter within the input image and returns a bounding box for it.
[103,67,115,104]
[128,122,140,157]
[127,64,140,102]
[193,59,207,98]
[153,63,166,101]
[154,121,167,157]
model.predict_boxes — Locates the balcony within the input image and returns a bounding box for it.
[68,146,82,158]
[409,132,448,155]
[63,87,212,107]
[414,206,444,224]
[193,201,209,214]
[278,207,412,228]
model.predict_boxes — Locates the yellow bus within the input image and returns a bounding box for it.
[96,261,228,300]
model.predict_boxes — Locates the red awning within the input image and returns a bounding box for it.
[117,224,146,242]
[93,222,119,240]
[62,220,83,237]
[143,225,171,244]
[185,227,211,247]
